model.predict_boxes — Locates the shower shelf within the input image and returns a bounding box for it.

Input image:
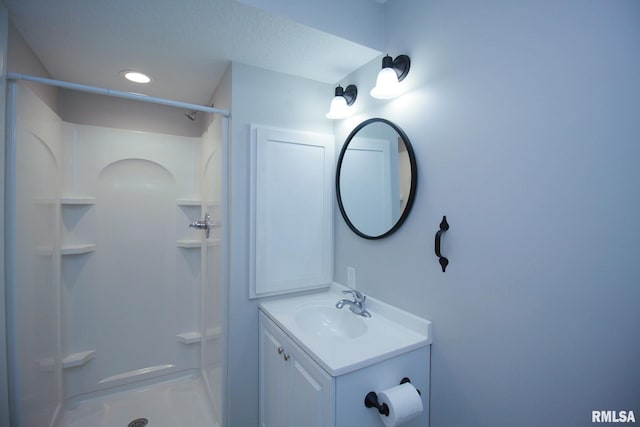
[62,350,96,369]
[33,196,96,205]
[37,244,96,256]
[176,199,222,207]
[62,244,96,255]
[176,332,202,344]
[176,240,201,248]
[176,327,222,344]
[61,196,96,205]
[176,238,221,248]
[177,199,202,206]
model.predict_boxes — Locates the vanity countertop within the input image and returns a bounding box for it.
[259,283,432,376]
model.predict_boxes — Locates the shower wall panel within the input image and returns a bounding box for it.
[12,83,224,425]
[201,113,224,419]
[13,84,63,427]
[61,124,205,398]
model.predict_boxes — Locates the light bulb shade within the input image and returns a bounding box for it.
[370,54,411,99]
[326,95,350,119]
[370,67,401,99]
[326,84,358,119]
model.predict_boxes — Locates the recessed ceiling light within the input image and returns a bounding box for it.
[121,70,152,84]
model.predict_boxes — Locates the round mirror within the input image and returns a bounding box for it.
[336,118,417,239]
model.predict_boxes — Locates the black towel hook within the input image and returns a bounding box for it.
[434,216,449,272]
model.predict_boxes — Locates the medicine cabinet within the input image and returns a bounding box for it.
[249,126,334,298]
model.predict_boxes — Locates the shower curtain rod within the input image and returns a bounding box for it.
[6,72,230,117]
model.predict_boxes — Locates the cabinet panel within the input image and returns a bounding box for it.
[335,347,430,427]
[250,126,334,298]
[290,348,334,427]
[259,317,287,427]
[260,312,335,427]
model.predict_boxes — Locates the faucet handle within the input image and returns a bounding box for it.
[342,289,365,302]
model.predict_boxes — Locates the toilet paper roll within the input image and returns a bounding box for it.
[378,382,423,427]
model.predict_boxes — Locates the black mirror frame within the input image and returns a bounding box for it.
[335,118,418,240]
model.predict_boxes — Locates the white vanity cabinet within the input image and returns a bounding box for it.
[259,286,432,427]
[259,312,335,427]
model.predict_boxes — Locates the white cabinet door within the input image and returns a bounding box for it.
[289,343,335,427]
[250,126,334,298]
[259,312,335,427]
[259,315,287,427]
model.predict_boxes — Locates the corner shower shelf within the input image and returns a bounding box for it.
[61,196,96,205]
[176,332,202,344]
[177,327,222,345]
[176,199,221,207]
[62,244,96,255]
[177,199,202,206]
[62,350,96,369]
[176,240,201,248]
[176,238,221,248]
[37,244,96,256]
[35,196,96,205]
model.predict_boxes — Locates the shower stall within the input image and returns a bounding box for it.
[5,75,228,427]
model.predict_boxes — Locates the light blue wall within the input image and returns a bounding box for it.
[6,20,57,111]
[227,62,333,427]
[334,0,640,425]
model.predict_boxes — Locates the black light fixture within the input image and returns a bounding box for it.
[326,84,358,119]
[370,54,411,99]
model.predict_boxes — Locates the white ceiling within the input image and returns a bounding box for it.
[4,0,382,105]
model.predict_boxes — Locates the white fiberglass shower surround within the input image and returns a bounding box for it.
[5,74,229,427]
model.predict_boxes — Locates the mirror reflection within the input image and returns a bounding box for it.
[336,118,417,239]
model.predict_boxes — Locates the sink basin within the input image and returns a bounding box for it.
[259,284,432,376]
[294,306,368,339]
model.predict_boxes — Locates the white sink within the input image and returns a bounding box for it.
[294,305,368,339]
[259,283,432,376]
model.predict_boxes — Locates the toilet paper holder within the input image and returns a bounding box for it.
[364,377,421,416]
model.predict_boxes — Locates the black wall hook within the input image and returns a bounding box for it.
[435,216,449,272]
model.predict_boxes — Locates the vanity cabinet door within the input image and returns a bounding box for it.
[259,312,335,427]
[289,341,335,427]
[259,315,288,427]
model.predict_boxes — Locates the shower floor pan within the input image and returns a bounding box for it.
[57,373,218,427]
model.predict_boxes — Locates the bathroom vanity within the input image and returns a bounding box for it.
[258,284,432,427]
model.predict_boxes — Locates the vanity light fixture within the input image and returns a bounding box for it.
[121,70,152,84]
[326,84,358,119]
[370,54,411,99]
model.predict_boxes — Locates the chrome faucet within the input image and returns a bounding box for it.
[335,290,371,318]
